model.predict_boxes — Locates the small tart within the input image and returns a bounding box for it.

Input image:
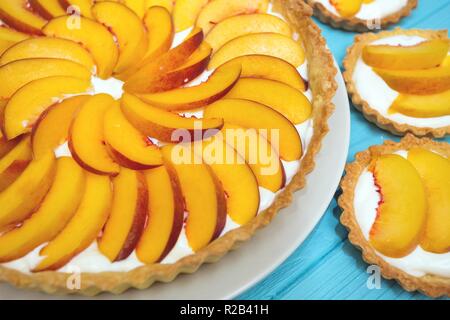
[344,28,450,138]
[339,134,450,298]
[305,0,418,32]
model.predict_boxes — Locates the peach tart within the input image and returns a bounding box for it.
[344,29,450,138]
[340,135,450,297]
[0,0,336,295]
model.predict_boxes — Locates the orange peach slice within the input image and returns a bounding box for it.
[389,90,450,118]
[173,0,208,32]
[204,99,302,161]
[3,76,92,139]
[206,13,291,52]
[0,152,56,229]
[69,94,120,176]
[369,154,427,258]
[0,157,85,262]
[374,66,450,95]
[31,95,89,159]
[162,144,227,251]
[0,37,96,71]
[29,0,66,19]
[408,148,450,254]
[99,169,148,261]
[137,63,241,111]
[0,58,92,100]
[225,78,312,125]
[0,0,47,35]
[0,26,30,43]
[209,33,305,69]
[104,104,163,170]
[0,134,20,159]
[196,0,269,34]
[363,39,450,70]
[92,1,148,74]
[442,55,450,67]
[136,165,184,263]
[43,16,119,79]
[121,0,146,18]
[330,0,362,17]
[146,0,174,12]
[0,136,31,192]
[34,172,112,272]
[0,39,16,55]
[59,0,94,18]
[120,93,224,143]
[142,6,174,61]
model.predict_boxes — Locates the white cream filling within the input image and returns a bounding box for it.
[353,35,450,129]
[354,151,450,278]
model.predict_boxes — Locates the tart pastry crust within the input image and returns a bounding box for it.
[339,134,450,298]
[305,0,418,32]
[344,28,450,138]
[0,0,337,296]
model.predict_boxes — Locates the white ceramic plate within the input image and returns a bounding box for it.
[0,65,350,300]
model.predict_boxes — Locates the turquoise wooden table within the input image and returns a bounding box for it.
[239,0,450,300]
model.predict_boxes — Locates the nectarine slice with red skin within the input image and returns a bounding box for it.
[34,172,112,272]
[120,93,224,143]
[408,148,450,254]
[173,0,208,32]
[29,0,66,20]
[0,157,85,262]
[99,169,148,262]
[0,0,47,35]
[330,0,362,17]
[162,144,227,251]
[363,39,450,70]
[204,99,303,161]
[206,13,292,52]
[369,154,427,258]
[3,76,92,140]
[0,136,32,192]
[58,0,94,18]
[389,90,450,118]
[0,152,56,229]
[209,33,305,70]
[104,104,163,170]
[137,63,241,111]
[136,165,184,263]
[225,78,312,125]
[69,94,120,176]
[31,95,89,159]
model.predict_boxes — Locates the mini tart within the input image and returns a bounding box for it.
[305,0,417,32]
[344,28,450,138]
[0,0,337,296]
[339,134,450,298]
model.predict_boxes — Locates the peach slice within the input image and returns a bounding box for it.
[0,0,47,35]
[162,144,227,251]
[442,55,450,67]
[121,0,146,18]
[59,0,94,18]
[0,37,96,71]
[34,172,112,272]
[374,66,450,95]
[369,154,427,258]
[173,0,208,32]
[137,63,241,110]
[0,58,91,100]
[330,0,362,17]
[408,148,450,254]
[0,152,56,229]
[389,90,450,118]
[146,0,174,12]
[136,165,184,263]
[29,0,66,19]
[204,99,303,161]
[92,1,148,74]
[209,33,305,69]
[363,40,450,70]
[0,157,85,262]
[0,136,31,192]
[0,39,18,55]
[99,169,148,261]
[225,78,312,125]
[69,94,120,176]
[31,95,89,159]
[0,26,30,43]
[120,93,224,143]
[0,134,20,159]
[43,16,119,79]
[196,0,269,34]
[104,104,163,170]
[3,76,92,139]
[205,13,291,52]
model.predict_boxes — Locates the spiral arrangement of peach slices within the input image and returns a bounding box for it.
[366,149,450,258]
[0,0,313,269]
[362,38,450,118]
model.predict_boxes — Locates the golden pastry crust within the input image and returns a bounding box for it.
[339,134,450,298]
[343,28,450,138]
[0,0,337,296]
[305,0,418,32]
